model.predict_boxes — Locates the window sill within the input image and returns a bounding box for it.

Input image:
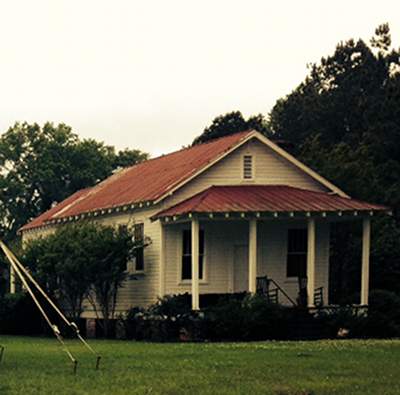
[126,271,145,279]
[178,280,208,286]
[284,278,299,284]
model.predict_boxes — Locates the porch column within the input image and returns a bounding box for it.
[306,218,316,307]
[248,219,257,293]
[159,223,166,298]
[10,265,16,294]
[191,218,200,310]
[361,218,371,306]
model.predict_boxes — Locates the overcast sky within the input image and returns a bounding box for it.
[1,1,399,157]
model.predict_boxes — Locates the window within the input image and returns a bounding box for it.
[243,155,253,179]
[133,223,144,272]
[181,229,205,280]
[286,229,307,278]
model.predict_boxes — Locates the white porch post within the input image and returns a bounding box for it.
[306,218,316,307]
[159,222,166,298]
[361,218,371,306]
[248,219,257,293]
[191,218,200,310]
[10,265,16,294]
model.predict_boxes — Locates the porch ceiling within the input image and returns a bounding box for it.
[152,185,390,221]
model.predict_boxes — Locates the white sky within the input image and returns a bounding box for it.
[1,1,399,157]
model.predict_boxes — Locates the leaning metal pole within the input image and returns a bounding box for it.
[0,240,101,372]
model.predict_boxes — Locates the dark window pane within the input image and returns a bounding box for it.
[287,228,307,278]
[199,255,204,280]
[181,228,204,280]
[288,229,307,253]
[134,223,144,271]
[287,254,307,277]
[136,249,144,271]
[183,229,191,255]
[199,230,205,255]
[182,255,191,280]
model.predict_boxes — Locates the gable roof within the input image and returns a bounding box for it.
[20,188,93,232]
[152,185,388,219]
[20,131,250,231]
[20,130,349,232]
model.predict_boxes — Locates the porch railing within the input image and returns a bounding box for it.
[257,276,324,307]
[256,276,296,306]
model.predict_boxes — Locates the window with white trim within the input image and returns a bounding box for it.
[243,155,253,179]
[181,229,205,280]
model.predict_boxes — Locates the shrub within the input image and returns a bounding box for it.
[315,290,400,339]
[123,294,204,342]
[122,291,400,342]
[0,292,43,335]
[362,290,400,338]
[123,293,319,342]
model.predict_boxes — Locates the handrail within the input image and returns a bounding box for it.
[268,278,297,306]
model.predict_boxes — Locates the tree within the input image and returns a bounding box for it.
[192,111,271,145]
[22,222,142,336]
[268,24,400,299]
[85,225,137,337]
[0,122,148,241]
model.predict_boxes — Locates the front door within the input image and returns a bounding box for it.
[233,245,248,292]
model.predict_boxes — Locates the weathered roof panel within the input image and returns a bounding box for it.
[20,131,252,231]
[153,185,388,218]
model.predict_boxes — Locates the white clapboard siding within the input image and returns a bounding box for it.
[164,139,329,208]
[164,219,330,305]
[22,208,163,316]
[97,208,162,313]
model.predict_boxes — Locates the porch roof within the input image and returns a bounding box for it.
[152,185,389,219]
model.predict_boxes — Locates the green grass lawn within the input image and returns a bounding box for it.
[0,337,399,395]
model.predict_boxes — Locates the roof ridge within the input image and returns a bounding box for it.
[114,130,254,172]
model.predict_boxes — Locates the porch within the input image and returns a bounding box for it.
[158,215,371,310]
[153,185,389,310]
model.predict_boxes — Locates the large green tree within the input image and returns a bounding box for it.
[192,111,271,145]
[0,122,148,240]
[268,24,400,299]
[22,222,139,336]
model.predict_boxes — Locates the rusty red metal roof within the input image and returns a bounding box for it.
[20,188,93,231]
[21,131,252,231]
[153,185,388,219]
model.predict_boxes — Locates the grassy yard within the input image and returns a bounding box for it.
[0,337,399,395]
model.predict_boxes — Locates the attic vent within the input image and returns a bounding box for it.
[243,155,253,179]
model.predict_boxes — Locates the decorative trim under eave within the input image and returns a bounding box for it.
[157,209,391,224]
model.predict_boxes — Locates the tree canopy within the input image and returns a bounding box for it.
[268,23,400,298]
[192,24,400,299]
[0,122,148,240]
[22,222,139,335]
[192,111,271,145]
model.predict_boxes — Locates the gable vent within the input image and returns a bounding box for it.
[243,155,253,179]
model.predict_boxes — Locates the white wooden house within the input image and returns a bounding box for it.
[19,130,389,314]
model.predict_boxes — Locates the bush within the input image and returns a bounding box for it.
[122,291,400,342]
[363,290,400,337]
[315,290,400,339]
[123,294,204,342]
[0,292,44,335]
[123,293,320,342]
